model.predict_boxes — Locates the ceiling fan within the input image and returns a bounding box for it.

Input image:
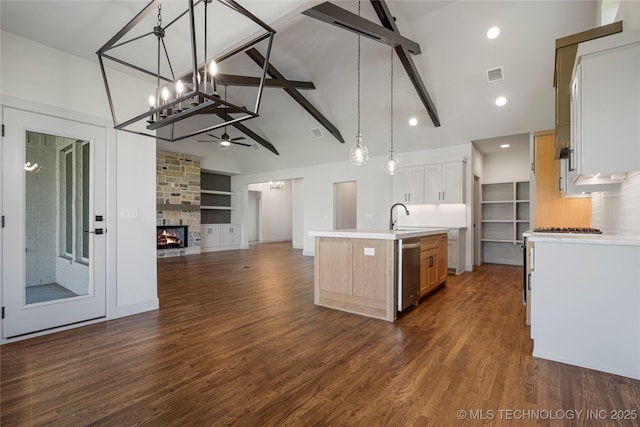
[197,86,252,148]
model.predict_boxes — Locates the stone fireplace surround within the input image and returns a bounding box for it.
[156,151,201,258]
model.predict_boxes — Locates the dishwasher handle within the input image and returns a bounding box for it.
[402,242,421,249]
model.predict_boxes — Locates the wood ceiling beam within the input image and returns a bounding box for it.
[217,74,316,90]
[214,112,280,156]
[369,0,440,127]
[302,2,421,54]
[245,48,346,144]
[302,1,441,127]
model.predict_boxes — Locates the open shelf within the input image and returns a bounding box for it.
[481,181,529,266]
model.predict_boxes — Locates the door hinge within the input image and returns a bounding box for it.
[2,307,5,319]
[1,215,4,228]
[1,124,4,137]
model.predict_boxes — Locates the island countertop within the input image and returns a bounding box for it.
[308,227,449,240]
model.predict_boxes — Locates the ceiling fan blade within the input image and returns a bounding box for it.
[230,140,253,147]
[205,133,223,141]
[230,136,247,141]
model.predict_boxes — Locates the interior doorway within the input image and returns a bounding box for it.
[333,181,357,230]
[248,190,261,243]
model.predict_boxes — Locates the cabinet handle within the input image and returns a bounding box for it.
[568,149,575,172]
[558,176,563,191]
[429,256,433,268]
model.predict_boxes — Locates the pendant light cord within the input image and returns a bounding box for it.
[390,45,394,152]
[357,0,361,138]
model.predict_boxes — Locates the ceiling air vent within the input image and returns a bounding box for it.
[310,127,324,138]
[486,66,504,83]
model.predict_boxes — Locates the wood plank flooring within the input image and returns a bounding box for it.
[2,242,639,426]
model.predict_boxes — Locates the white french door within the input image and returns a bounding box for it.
[2,108,107,338]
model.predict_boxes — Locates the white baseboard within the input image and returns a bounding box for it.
[109,298,159,320]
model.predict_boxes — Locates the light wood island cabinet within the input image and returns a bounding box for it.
[310,228,449,322]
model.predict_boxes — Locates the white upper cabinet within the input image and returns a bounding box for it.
[393,166,424,204]
[570,30,640,185]
[424,161,464,204]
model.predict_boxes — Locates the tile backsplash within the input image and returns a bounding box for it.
[591,173,640,235]
[395,203,467,228]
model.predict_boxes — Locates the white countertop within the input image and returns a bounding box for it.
[523,231,640,246]
[308,227,449,240]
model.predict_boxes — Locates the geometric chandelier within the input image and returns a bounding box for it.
[96,0,275,142]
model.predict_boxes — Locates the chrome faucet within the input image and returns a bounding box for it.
[389,203,410,230]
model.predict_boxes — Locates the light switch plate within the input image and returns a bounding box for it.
[120,208,139,220]
[364,247,375,256]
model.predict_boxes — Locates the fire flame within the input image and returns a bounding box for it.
[157,229,183,249]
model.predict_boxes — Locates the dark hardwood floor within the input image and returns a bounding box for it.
[2,242,639,426]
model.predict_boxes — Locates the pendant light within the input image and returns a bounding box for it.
[349,0,369,166]
[385,46,399,175]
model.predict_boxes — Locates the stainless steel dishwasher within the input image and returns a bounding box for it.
[397,237,421,311]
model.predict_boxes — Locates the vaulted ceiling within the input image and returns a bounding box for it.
[1,1,599,174]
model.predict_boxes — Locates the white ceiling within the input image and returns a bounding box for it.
[1,0,599,174]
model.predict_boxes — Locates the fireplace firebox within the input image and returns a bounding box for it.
[157,225,189,250]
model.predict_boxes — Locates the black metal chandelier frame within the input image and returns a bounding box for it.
[97,0,275,142]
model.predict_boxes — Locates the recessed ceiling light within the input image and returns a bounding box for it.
[408,117,418,126]
[500,144,510,148]
[487,26,500,39]
[495,96,507,106]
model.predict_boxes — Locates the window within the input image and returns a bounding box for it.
[59,140,90,262]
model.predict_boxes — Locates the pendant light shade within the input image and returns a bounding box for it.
[350,1,368,166]
[385,45,399,175]
[350,134,369,165]
[385,150,399,175]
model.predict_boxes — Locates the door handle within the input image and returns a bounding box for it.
[85,228,105,235]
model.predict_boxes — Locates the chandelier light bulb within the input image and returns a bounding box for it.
[148,94,156,108]
[161,87,170,102]
[175,80,184,95]
[209,60,218,76]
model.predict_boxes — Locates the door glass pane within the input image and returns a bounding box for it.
[25,131,90,305]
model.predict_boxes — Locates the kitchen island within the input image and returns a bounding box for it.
[309,228,448,322]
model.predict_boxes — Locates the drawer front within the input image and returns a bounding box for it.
[421,235,439,251]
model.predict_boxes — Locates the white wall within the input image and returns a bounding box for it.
[0,31,158,331]
[247,181,293,243]
[482,149,530,184]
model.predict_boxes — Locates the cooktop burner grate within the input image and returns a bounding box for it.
[533,227,603,234]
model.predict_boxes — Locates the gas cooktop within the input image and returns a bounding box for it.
[533,227,603,234]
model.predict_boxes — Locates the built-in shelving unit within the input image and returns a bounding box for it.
[481,181,529,266]
[201,172,235,223]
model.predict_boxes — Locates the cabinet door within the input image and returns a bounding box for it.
[406,167,424,204]
[392,170,409,203]
[580,43,640,176]
[421,248,439,295]
[438,235,448,283]
[220,224,240,246]
[447,240,456,270]
[441,162,463,203]
[202,225,220,248]
[424,164,442,204]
